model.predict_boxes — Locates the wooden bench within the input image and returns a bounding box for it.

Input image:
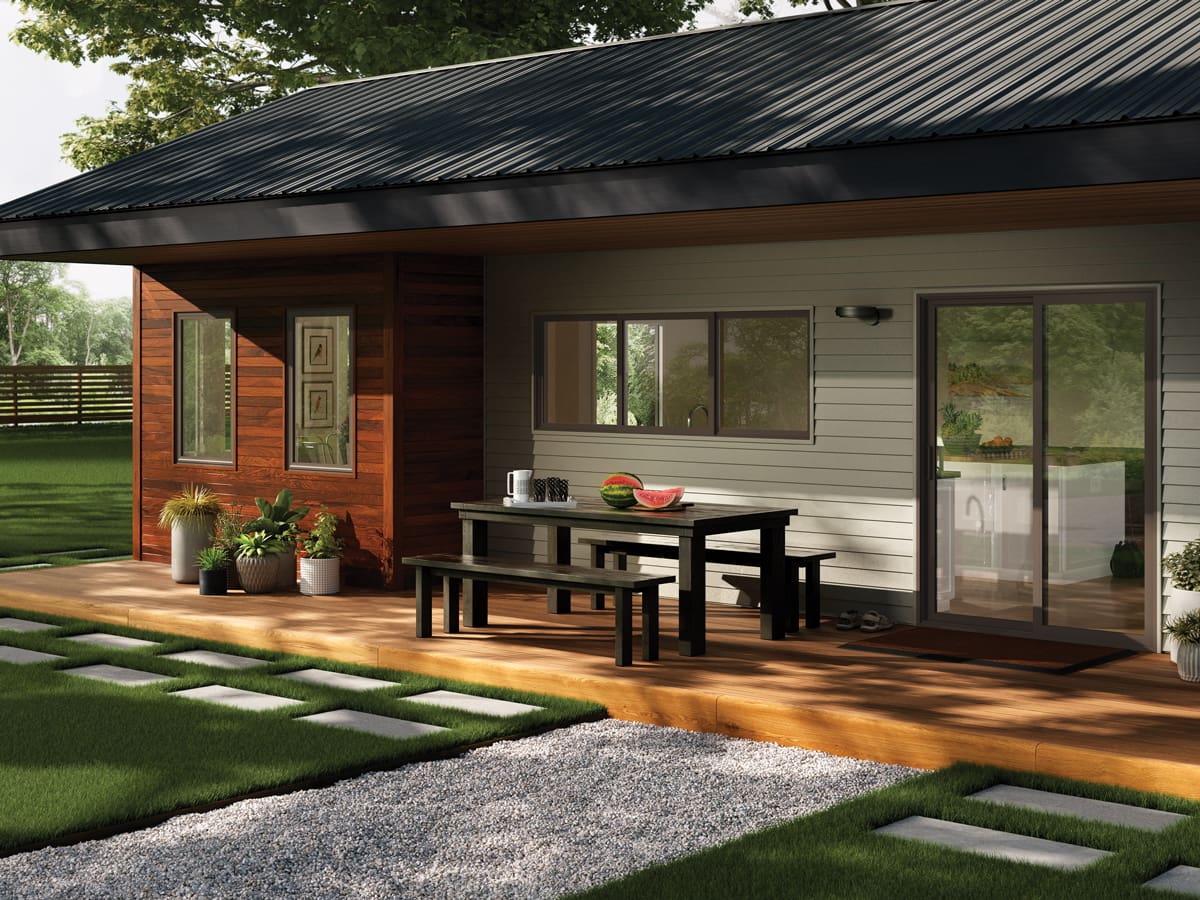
[578,538,836,632]
[400,553,675,667]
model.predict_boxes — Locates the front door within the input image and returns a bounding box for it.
[922,290,1156,649]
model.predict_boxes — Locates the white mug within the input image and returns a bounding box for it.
[506,469,533,502]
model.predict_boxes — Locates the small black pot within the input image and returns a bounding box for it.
[199,567,228,596]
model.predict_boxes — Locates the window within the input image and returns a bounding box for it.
[176,313,232,464]
[288,310,353,471]
[536,311,810,438]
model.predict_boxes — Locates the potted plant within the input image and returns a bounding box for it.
[196,545,229,596]
[299,507,345,596]
[234,531,284,594]
[1163,538,1200,661]
[939,403,983,457]
[245,488,309,590]
[1164,609,1200,682]
[158,484,223,584]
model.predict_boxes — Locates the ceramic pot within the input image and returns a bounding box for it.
[198,567,227,596]
[1164,587,1200,662]
[1178,642,1200,683]
[299,557,341,596]
[236,556,277,594]
[170,517,214,584]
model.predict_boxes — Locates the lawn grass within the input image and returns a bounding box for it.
[574,764,1200,900]
[0,606,603,854]
[0,423,132,567]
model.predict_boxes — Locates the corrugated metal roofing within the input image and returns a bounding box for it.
[4,0,1200,221]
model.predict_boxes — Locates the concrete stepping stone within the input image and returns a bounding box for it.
[278,668,399,692]
[297,709,448,740]
[162,650,268,670]
[971,784,1187,832]
[874,815,1112,870]
[172,685,303,712]
[404,689,545,717]
[0,645,65,664]
[0,617,57,633]
[62,664,174,687]
[65,632,161,650]
[1145,865,1200,896]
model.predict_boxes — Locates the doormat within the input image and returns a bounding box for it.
[844,627,1136,675]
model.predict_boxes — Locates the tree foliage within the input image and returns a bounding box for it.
[12,0,711,170]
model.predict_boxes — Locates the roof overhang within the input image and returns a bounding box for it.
[4,118,1200,263]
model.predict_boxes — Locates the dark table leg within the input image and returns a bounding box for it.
[759,525,787,640]
[442,575,460,634]
[614,586,633,667]
[547,525,572,613]
[678,535,706,656]
[462,518,488,627]
[589,543,607,610]
[415,566,432,638]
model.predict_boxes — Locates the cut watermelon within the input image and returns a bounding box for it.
[599,472,643,508]
[633,487,684,509]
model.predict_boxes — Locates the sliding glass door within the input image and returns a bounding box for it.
[923,291,1155,648]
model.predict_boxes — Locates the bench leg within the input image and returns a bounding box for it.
[786,560,801,634]
[589,544,607,610]
[415,566,432,638]
[463,519,488,627]
[641,585,659,662]
[805,561,822,629]
[614,586,633,667]
[547,525,572,614]
[443,575,460,634]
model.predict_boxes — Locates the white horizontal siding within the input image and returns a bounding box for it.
[485,222,1200,620]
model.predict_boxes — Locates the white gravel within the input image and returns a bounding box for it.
[0,720,919,899]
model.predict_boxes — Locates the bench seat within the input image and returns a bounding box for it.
[401,553,675,667]
[578,538,835,631]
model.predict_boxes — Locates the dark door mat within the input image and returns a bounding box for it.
[845,627,1137,675]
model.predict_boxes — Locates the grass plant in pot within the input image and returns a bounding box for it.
[299,508,344,596]
[213,506,248,591]
[244,489,308,590]
[1164,608,1200,683]
[196,545,229,597]
[1163,537,1200,661]
[158,485,222,584]
[939,403,983,458]
[234,531,284,595]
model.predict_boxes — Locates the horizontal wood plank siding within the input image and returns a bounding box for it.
[485,223,1200,621]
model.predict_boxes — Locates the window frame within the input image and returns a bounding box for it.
[174,310,235,466]
[534,309,812,440]
[286,307,356,474]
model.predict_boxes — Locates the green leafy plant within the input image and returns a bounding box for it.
[939,403,984,437]
[235,531,284,560]
[196,545,229,572]
[1163,538,1200,592]
[244,488,309,544]
[301,508,344,560]
[1165,608,1200,646]
[157,484,222,529]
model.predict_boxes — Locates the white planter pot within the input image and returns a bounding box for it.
[1164,587,1200,662]
[170,517,214,584]
[1178,642,1200,683]
[299,557,341,596]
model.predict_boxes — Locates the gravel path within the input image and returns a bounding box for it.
[1,721,919,899]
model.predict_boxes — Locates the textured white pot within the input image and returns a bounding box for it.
[170,517,214,584]
[299,557,341,596]
[1178,642,1200,683]
[1164,587,1200,662]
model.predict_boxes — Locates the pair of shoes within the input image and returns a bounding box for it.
[861,610,894,633]
[835,609,862,631]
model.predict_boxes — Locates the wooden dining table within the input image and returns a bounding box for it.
[449,498,798,656]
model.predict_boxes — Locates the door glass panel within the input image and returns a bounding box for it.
[1044,303,1145,633]
[934,305,1034,622]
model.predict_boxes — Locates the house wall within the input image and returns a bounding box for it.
[136,252,484,586]
[485,223,1200,625]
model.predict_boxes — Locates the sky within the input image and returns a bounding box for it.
[0,1,801,303]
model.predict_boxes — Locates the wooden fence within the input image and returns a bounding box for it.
[0,365,133,426]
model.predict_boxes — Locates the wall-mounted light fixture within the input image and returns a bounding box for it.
[835,305,882,326]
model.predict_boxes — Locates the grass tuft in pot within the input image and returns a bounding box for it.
[158,484,222,528]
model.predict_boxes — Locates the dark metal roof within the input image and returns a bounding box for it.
[4,0,1200,222]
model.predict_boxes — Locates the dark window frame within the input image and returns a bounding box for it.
[285,307,356,475]
[174,310,235,466]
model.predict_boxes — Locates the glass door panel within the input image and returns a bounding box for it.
[934,304,1034,623]
[1044,302,1147,634]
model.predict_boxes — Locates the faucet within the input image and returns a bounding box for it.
[686,404,708,429]
[965,495,985,534]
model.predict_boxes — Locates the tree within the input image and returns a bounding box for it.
[11,0,711,170]
[0,260,68,365]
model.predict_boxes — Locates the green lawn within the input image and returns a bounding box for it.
[574,765,1200,900]
[0,423,133,567]
[0,607,603,853]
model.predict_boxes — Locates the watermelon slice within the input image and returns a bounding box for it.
[633,487,684,509]
[599,472,642,508]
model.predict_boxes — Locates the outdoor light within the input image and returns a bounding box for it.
[835,305,882,325]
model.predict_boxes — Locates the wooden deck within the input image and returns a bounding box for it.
[3,560,1198,799]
